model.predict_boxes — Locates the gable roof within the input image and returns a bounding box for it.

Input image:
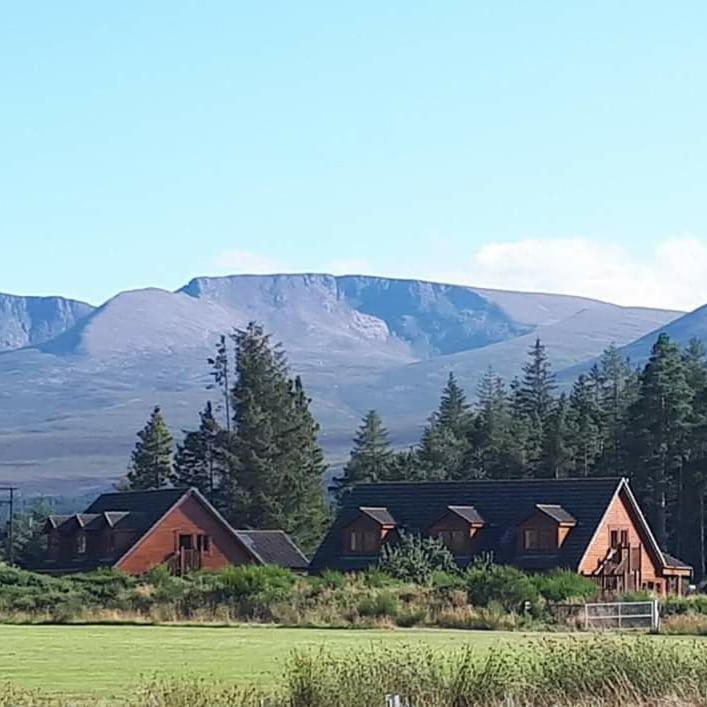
[233,530,309,570]
[446,505,485,525]
[310,478,625,572]
[535,504,577,525]
[358,507,397,526]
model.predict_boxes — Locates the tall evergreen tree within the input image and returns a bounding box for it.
[207,335,232,432]
[568,373,603,477]
[681,338,707,579]
[475,368,521,478]
[596,344,636,474]
[331,410,395,502]
[172,401,224,498]
[627,334,693,549]
[221,322,328,551]
[518,339,557,473]
[540,393,573,479]
[126,406,174,490]
[417,373,476,480]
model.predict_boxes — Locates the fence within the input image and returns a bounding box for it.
[583,600,660,631]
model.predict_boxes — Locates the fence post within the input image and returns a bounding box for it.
[617,602,622,630]
[652,599,660,632]
[385,694,401,707]
[584,604,589,631]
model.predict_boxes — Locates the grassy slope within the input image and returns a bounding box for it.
[0,625,520,699]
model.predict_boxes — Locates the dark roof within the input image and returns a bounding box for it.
[310,478,625,572]
[38,488,190,572]
[359,507,397,525]
[447,505,485,525]
[535,504,577,525]
[662,552,692,570]
[234,530,309,570]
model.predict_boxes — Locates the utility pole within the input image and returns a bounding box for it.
[0,487,18,565]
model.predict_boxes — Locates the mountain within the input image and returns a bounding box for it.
[0,293,94,352]
[0,274,683,494]
[617,304,707,364]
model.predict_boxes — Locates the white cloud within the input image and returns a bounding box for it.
[425,237,707,312]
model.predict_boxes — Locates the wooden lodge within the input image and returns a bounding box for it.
[38,487,308,575]
[310,477,692,596]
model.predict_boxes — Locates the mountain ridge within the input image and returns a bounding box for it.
[0,273,686,493]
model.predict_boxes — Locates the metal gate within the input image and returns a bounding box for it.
[583,600,660,631]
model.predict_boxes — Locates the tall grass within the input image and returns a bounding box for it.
[5,637,707,706]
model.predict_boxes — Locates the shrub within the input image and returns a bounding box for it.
[430,570,465,593]
[394,607,427,627]
[379,534,457,584]
[531,570,598,603]
[356,591,400,619]
[67,569,136,605]
[465,559,539,612]
[361,568,396,588]
[315,570,347,590]
[215,565,295,601]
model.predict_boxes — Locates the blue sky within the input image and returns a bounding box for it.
[2,2,707,309]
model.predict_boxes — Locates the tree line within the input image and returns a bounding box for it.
[332,335,707,582]
[124,321,707,581]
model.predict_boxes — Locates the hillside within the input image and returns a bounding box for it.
[0,274,682,493]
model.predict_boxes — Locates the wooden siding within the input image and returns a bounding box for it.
[578,487,663,592]
[117,494,253,574]
[428,512,479,555]
[517,512,561,553]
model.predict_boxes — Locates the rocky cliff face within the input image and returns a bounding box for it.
[0,294,94,351]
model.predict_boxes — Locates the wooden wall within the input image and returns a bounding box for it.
[578,488,663,592]
[117,495,253,575]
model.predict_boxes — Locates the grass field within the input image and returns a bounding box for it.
[0,624,523,700]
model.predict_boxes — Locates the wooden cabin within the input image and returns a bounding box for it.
[38,487,308,575]
[310,477,692,596]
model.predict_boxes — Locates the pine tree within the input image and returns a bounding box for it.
[568,373,603,477]
[596,344,636,474]
[207,335,231,432]
[126,406,174,490]
[331,410,395,502]
[172,402,224,498]
[221,322,329,552]
[417,373,476,480]
[475,368,520,478]
[627,334,693,549]
[540,394,573,479]
[518,339,557,473]
[681,338,707,579]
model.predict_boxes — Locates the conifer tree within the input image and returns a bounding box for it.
[568,373,603,477]
[627,334,693,548]
[475,368,519,478]
[331,410,395,502]
[208,335,231,432]
[518,339,556,472]
[172,401,224,498]
[221,323,329,551]
[126,406,174,489]
[540,393,573,479]
[417,373,476,480]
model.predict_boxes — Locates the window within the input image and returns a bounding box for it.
[610,528,629,548]
[348,530,378,553]
[76,532,87,554]
[197,534,211,553]
[179,534,193,550]
[523,527,555,552]
[436,529,467,553]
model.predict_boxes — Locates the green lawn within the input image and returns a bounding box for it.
[0,624,520,700]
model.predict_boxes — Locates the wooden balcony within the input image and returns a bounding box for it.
[167,548,203,576]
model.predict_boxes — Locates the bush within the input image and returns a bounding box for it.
[379,534,457,584]
[531,570,598,603]
[361,568,397,588]
[314,570,347,590]
[465,559,539,612]
[430,570,465,593]
[217,565,295,601]
[357,591,400,619]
